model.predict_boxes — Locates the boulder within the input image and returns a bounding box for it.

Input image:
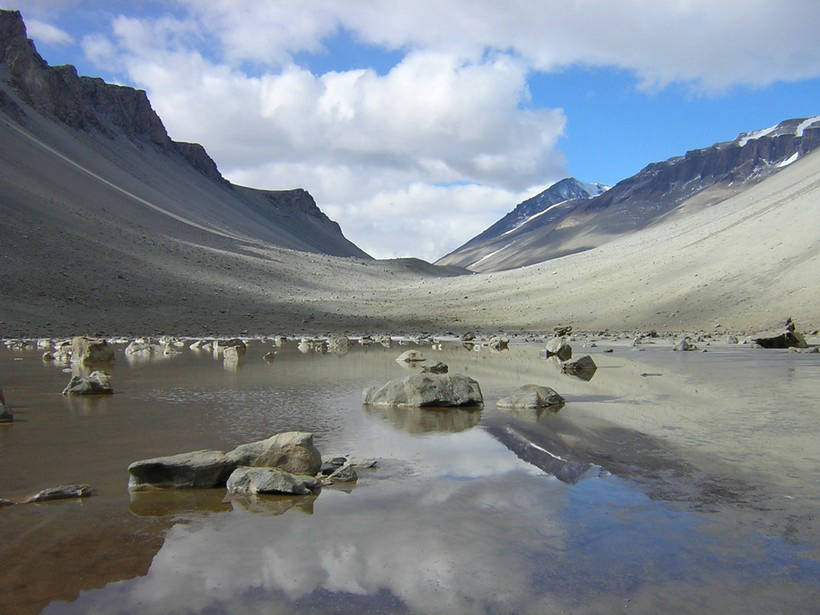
[327,335,350,354]
[561,355,597,381]
[726,335,739,344]
[26,484,93,502]
[71,336,115,364]
[396,349,425,363]
[327,463,358,483]
[128,450,235,490]
[487,335,509,351]
[226,467,318,496]
[225,431,322,476]
[673,337,698,351]
[422,361,449,374]
[363,373,483,407]
[62,371,113,395]
[497,385,564,410]
[214,339,247,357]
[545,337,572,361]
[753,330,808,349]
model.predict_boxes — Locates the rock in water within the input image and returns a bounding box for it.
[673,337,698,351]
[327,463,357,483]
[753,330,808,349]
[225,431,322,476]
[561,355,597,381]
[328,335,350,354]
[422,361,449,374]
[497,385,564,410]
[487,336,509,351]
[71,336,115,364]
[545,337,572,361]
[128,450,236,490]
[27,484,94,502]
[396,350,425,363]
[62,371,113,395]
[363,373,483,407]
[0,498,13,507]
[226,467,318,496]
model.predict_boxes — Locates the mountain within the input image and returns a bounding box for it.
[438,116,820,272]
[0,9,368,260]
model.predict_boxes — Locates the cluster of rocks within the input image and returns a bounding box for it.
[543,336,598,380]
[127,431,362,499]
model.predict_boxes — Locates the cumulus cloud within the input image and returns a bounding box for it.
[72,1,820,259]
[26,18,74,45]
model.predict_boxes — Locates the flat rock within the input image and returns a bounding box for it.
[225,431,322,476]
[327,463,358,483]
[497,385,564,410]
[128,450,235,490]
[226,467,318,496]
[62,371,113,395]
[26,484,93,502]
[363,373,483,407]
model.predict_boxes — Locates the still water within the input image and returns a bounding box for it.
[1,339,818,614]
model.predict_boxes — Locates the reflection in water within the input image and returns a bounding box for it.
[363,404,481,434]
[228,493,317,515]
[129,489,232,517]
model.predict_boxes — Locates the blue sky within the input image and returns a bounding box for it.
[9,1,820,259]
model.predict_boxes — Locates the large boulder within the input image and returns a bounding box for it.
[226,467,318,496]
[225,431,322,476]
[497,385,564,410]
[62,371,113,395]
[71,336,115,364]
[545,337,572,361]
[561,355,597,381]
[363,373,483,407]
[128,450,236,490]
[26,484,94,502]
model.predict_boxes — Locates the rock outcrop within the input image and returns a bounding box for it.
[363,373,483,407]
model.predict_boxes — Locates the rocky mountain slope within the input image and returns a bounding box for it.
[438,116,820,272]
[0,9,368,260]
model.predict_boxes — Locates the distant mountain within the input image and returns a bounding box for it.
[436,177,607,270]
[0,9,368,260]
[437,116,820,272]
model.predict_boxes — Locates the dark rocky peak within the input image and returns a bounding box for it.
[261,188,327,218]
[0,9,226,182]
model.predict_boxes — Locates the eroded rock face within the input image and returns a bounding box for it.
[71,336,114,364]
[128,450,235,490]
[226,467,318,496]
[497,385,564,410]
[26,484,93,502]
[225,432,322,476]
[62,371,112,395]
[545,337,572,361]
[363,373,483,408]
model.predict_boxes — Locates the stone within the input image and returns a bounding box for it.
[561,355,597,381]
[553,325,572,337]
[125,341,154,356]
[487,335,509,351]
[0,498,13,507]
[62,371,113,395]
[497,385,564,410]
[726,335,739,344]
[545,337,572,361]
[26,484,93,502]
[327,463,357,483]
[214,339,247,357]
[226,467,318,496]
[422,361,449,374]
[462,332,476,341]
[0,402,12,423]
[363,373,483,407]
[225,431,322,476]
[753,330,808,349]
[189,339,207,350]
[71,336,115,364]
[327,335,350,354]
[673,337,698,351]
[603,348,614,353]
[396,349,425,363]
[128,450,235,490]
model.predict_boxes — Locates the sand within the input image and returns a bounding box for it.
[1,103,819,337]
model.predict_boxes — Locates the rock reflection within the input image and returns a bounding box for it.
[129,489,232,517]
[228,493,317,515]
[364,404,481,433]
[63,393,114,415]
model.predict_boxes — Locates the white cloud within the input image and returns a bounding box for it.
[26,18,74,45]
[72,1,820,259]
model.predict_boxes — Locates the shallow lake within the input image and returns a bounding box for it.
[1,339,818,614]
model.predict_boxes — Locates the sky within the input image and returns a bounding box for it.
[8,1,820,261]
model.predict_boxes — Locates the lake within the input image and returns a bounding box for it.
[1,337,818,614]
